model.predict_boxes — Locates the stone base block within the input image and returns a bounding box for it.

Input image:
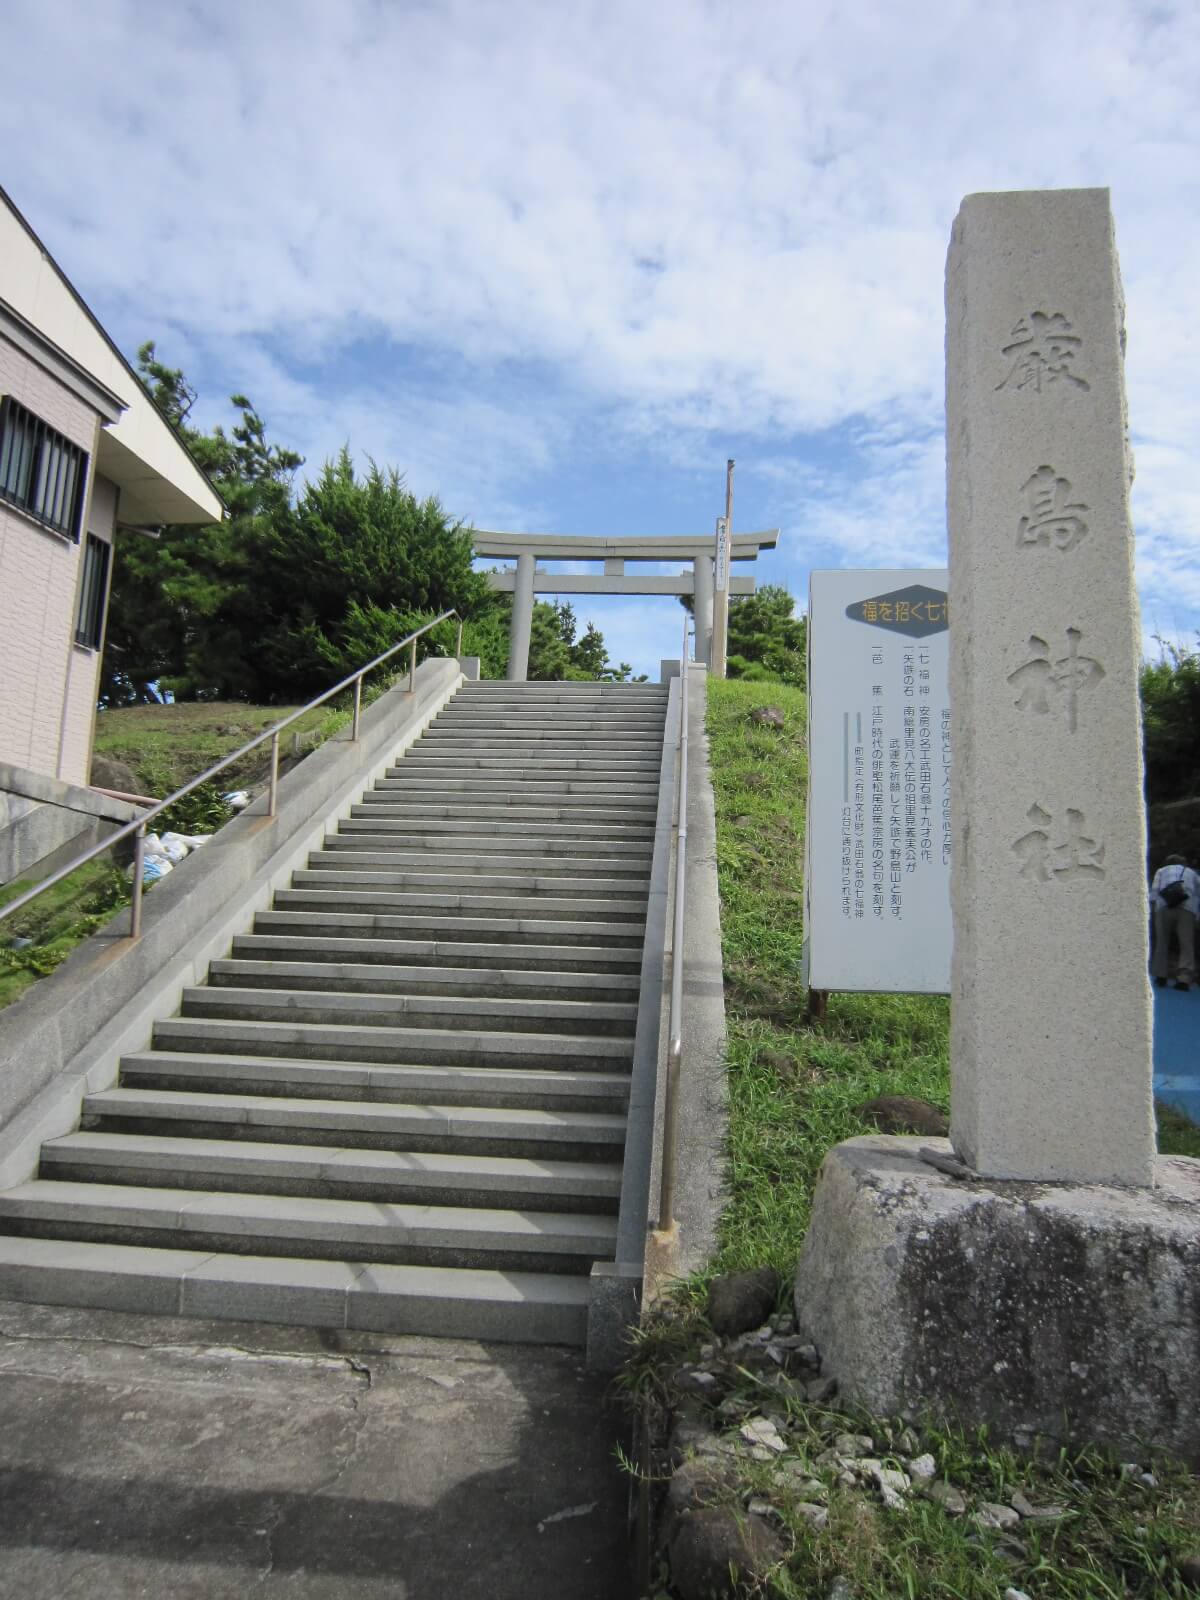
[794,1135,1200,1460]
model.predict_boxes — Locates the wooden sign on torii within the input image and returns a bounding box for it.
[474,527,781,681]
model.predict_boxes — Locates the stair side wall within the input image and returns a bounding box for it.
[0,658,463,1183]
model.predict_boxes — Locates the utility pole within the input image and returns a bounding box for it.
[711,458,734,678]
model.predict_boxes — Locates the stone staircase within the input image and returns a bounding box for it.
[0,679,671,1346]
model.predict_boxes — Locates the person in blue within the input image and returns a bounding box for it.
[1150,854,1200,990]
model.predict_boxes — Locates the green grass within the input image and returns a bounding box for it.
[624,677,1200,1598]
[706,678,951,1275]
[0,859,130,1009]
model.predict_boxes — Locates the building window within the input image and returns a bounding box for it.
[75,534,110,649]
[0,395,87,541]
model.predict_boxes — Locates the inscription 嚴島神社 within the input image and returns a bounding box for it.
[1006,628,1105,733]
[996,311,1091,394]
[1017,465,1090,553]
[1011,802,1106,883]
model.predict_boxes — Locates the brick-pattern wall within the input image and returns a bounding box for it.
[0,334,101,784]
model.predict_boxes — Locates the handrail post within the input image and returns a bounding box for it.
[455,618,464,658]
[409,638,417,694]
[657,615,691,1234]
[129,824,146,941]
[351,676,363,741]
[267,732,280,817]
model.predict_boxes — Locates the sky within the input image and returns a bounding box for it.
[2,0,1198,679]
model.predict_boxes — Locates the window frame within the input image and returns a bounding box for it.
[74,532,111,650]
[0,394,88,542]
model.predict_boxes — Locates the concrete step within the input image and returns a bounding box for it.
[270,888,647,923]
[0,1235,591,1344]
[417,732,663,749]
[332,820,654,854]
[152,1014,635,1070]
[456,687,667,700]
[230,932,644,974]
[252,909,645,947]
[289,869,648,901]
[343,808,653,835]
[370,776,660,798]
[83,1087,628,1161]
[120,1050,632,1112]
[180,985,639,1038]
[430,717,667,733]
[209,957,640,1002]
[390,757,664,777]
[40,1131,623,1211]
[309,848,653,879]
[347,800,655,824]
[0,1181,616,1275]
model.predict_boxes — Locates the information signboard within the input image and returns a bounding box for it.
[714,517,729,592]
[803,569,952,993]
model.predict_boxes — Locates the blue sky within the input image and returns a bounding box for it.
[2,0,1198,679]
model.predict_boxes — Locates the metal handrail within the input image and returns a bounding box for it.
[0,609,464,940]
[657,612,690,1232]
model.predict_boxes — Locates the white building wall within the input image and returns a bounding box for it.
[58,474,118,786]
[0,333,101,785]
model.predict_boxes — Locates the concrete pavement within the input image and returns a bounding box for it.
[0,1300,630,1599]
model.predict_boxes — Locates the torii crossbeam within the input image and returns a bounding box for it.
[473,528,780,680]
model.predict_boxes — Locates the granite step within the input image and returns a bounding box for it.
[179,985,640,1038]
[229,932,645,974]
[119,1050,633,1112]
[208,957,640,1002]
[82,1087,628,1162]
[151,1014,635,1069]
[0,1182,616,1275]
[0,1236,592,1344]
[39,1131,624,1211]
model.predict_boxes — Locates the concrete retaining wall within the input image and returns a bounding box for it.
[0,762,141,888]
[0,658,462,1185]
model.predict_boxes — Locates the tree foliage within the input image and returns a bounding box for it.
[1141,640,1200,804]
[683,583,806,687]
[101,347,625,703]
[459,594,641,683]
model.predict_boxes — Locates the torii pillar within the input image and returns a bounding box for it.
[506,552,536,681]
[693,555,714,667]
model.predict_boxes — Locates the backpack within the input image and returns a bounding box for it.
[1162,877,1189,909]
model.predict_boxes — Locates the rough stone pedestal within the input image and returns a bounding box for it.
[794,1136,1200,1460]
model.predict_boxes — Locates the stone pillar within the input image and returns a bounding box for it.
[946,188,1153,1185]
[692,556,713,666]
[506,551,536,682]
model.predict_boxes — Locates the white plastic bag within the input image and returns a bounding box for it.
[158,833,190,863]
[222,790,250,811]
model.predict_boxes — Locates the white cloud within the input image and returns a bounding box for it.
[1,0,1197,664]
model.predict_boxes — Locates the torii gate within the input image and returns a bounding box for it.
[474,528,781,680]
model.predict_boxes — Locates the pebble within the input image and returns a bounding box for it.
[676,1369,720,1396]
[1010,1487,1068,1520]
[827,1579,855,1600]
[794,1501,830,1530]
[745,1496,782,1520]
[833,1432,874,1458]
[1139,1471,1158,1489]
[1004,1588,1033,1600]
[907,1453,937,1482]
[926,1480,967,1515]
[804,1375,838,1403]
[739,1416,787,1458]
[972,1502,1021,1531]
[894,1427,920,1456]
[866,1464,911,1509]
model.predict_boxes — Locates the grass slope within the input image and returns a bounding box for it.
[624,677,1200,1600]
[708,677,951,1275]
